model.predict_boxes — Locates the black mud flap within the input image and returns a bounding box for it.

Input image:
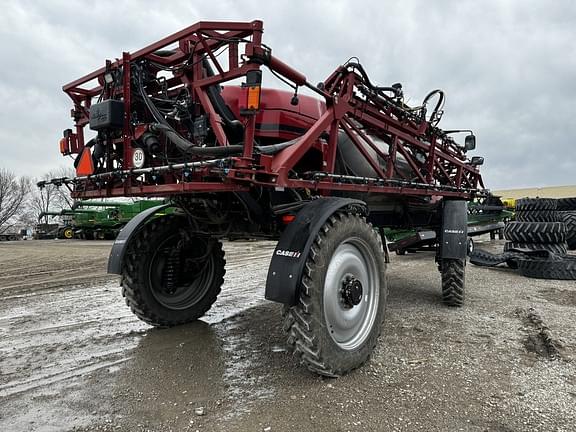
[440,200,468,259]
[265,197,367,305]
[107,203,172,275]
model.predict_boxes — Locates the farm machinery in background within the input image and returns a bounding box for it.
[387,194,512,255]
[39,20,486,376]
[0,229,27,241]
[38,200,166,239]
[501,197,516,210]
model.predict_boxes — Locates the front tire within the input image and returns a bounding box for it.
[283,212,387,377]
[121,216,226,327]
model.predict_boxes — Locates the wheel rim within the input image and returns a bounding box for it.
[148,235,215,310]
[64,229,73,239]
[323,237,380,351]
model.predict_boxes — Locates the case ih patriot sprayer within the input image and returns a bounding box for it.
[42,20,486,376]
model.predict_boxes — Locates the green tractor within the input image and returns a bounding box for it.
[38,200,167,240]
[72,200,169,240]
[387,195,513,255]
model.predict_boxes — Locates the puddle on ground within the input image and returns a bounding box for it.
[0,241,280,431]
[214,318,275,421]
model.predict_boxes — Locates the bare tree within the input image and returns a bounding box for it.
[0,168,31,233]
[30,167,75,224]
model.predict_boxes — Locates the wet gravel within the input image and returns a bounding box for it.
[0,238,575,431]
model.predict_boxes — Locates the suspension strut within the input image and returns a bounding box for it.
[163,245,181,294]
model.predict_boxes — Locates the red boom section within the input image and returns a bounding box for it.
[55,20,484,200]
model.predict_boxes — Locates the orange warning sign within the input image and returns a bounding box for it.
[76,147,94,176]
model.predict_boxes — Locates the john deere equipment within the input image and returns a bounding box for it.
[39,200,166,239]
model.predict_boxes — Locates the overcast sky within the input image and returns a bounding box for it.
[1,0,575,190]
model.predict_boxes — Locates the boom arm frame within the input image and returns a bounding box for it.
[57,20,484,200]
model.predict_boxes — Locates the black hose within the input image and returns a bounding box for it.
[422,89,445,125]
[135,60,295,157]
[153,50,177,57]
[149,123,241,156]
[256,139,298,155]
[345,61,401,97]
[134,66,196,153]
[151,123,297,157]
[202,59,244,138]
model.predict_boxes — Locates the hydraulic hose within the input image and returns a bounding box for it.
[422,89,445,125]
[345,61,401,98]
[136,60,297,157]
[149,123,242,156]
[135,66,195,153]
[150,123,297,157]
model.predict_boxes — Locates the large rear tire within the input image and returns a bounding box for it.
[283,212,387,377]
[504,222,566,244]
[121,216,226,327]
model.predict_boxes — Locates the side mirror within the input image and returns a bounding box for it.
[464,134,476,152]
[470,156,484,166]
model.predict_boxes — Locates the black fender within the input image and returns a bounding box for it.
[107,203,173,275]
[265,197,368,305]
[439,200,468,259]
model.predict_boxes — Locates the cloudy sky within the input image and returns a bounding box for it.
[1,0,575,190]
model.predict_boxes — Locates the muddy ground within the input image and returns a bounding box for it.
[0,238,575,432]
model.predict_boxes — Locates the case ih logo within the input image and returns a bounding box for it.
[275,249,302,258]
[444,229,465,234]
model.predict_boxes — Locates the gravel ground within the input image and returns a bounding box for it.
[0,238,574,432]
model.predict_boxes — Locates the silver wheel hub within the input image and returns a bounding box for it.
[323,238,379,351]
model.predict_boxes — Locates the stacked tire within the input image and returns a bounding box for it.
[504,197,576,280]
[504,198,568,255]
[557,197,576,251]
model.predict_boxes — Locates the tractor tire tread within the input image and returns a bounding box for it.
[556,197,576,211]
[504,222,566,244]
[559,211,576,250]
[517,256,576,280]
[441,258,465,307]
[515,211,558,222]
[503,241,567,256]
[515,198,557,211]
